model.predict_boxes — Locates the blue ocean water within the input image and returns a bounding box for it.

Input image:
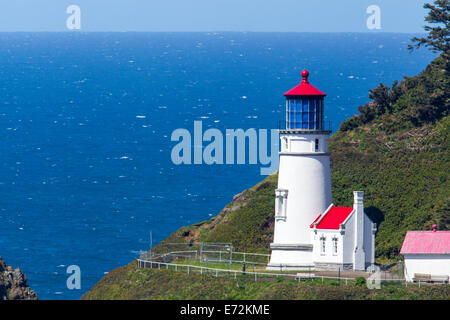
[0,32,434,299]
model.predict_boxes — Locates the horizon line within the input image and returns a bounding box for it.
[0,30,427,34]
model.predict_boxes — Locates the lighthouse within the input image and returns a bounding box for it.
[268,70,332,270]
[268,70,376,271]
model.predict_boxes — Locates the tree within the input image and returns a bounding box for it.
[409,1,450,57]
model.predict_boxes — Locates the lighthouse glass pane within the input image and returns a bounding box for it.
[302,99,309,112]
[288,100,296,128]
[295,100,301,126]
[302,112,309,123]
[316,100,321,129]
[309,99,315,113]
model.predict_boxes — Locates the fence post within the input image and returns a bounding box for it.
[188,265,190,275]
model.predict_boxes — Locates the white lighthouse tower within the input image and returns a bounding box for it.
[268,70,332,270]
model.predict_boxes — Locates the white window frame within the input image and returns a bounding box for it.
[332,237,338,256]
[275,189,288,220]
[320,236,326,255]
[282,137,288,151]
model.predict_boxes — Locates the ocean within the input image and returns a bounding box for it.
[0,32,435,299]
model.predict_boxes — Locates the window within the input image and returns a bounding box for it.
[320,236,326,255]
[332,237,338,255]
[275,189,288,220]
[286,98,324,130]
[315,138,319,152]
[283,137,288,151]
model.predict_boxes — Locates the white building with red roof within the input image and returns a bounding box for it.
[400,226,450,282]
[310,192,377,271]
[268,70,376,271]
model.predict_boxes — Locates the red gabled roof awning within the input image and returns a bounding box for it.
[311,206,354,230]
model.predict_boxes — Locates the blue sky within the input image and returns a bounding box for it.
[0,0,429,32]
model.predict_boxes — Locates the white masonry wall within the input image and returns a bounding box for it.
[364,214,376,267]
[312,229,344,265]
[342,213,355,266]
[269,132,332,268]
[403,254,450,282]
[274,132,332,245]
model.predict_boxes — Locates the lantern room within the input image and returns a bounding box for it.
[283,70,326,131]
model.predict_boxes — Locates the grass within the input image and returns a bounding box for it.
[82,261,449,300]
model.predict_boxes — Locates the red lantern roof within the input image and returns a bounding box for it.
[284,70,326,97]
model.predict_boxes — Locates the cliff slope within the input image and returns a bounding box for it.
[0,257,38,300]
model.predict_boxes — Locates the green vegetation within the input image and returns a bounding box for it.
[82,261,449,300]
[409,1,449,58]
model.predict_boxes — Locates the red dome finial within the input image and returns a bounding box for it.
[301,69,309,83]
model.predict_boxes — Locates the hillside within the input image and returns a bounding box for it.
[84,53,449,299]
[82,261,449,300]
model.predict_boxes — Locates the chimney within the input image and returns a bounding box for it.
[432,224,437,232]
[353,191,364,207]
[353,191,365,271]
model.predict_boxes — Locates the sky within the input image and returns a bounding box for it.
[0,0,430,32]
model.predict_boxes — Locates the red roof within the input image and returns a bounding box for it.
[310,206,354,230]
[400,231,450,255]
[284,70,326,97]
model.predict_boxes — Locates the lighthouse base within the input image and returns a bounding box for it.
[267,243,315,271]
